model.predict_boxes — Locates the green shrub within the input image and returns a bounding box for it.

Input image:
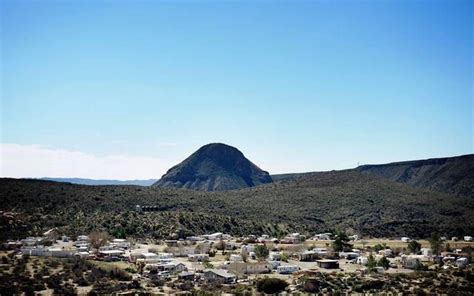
[256,277,288,294]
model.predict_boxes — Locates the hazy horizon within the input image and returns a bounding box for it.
[1,0,472,180]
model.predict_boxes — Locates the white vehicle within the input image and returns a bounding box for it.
[277,265,299,274]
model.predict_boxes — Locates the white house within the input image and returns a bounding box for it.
[204,233,223,240]
[378,249,393,257]
[421,248,433,257]
[356,256,368,265]
[401,237,411,243]
[188,253,209,262]
[269,251,282,261]
[314,233,332,240]
[464,236,472,242]
[111,238,130,249]
[456,257,469,268]
[241,245,255,254]
[229,254,243,262]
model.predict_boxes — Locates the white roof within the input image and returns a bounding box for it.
[143,252,158,257]
[205,269,235,278]
[99,250,124,255]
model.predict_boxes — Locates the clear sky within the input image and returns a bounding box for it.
[1,0,473,179]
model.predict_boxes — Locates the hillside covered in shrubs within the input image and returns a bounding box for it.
[1,170,473,240]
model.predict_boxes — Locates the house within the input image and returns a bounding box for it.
[401,255,424,269]
[229,254,243,262]
[204,233,224,241]
[356,256,368,265]
[111,239,130,249]
[241,245,255,255]
[451,237,458,241]
[456,257,469,268]
[316,259,339,269]
[98,249,125,261]
[168,246,196,257]
[314,233,332,240]
[165,240,179,247]
[21,237,44,247]
[226,262,271,274]
[378,249,393,257]
[178,271,195,281]
[188,253,209,262]
[203,269,236,284]
[77,235,89,242]
[313,248,332,259]
[186,236,204,242]
[142,252,161,264]
[464,236,472,242]
[299,250,318,261]
[277,265,299,274]
[269,251,282,261]
[421,248,433,257]
[62,235,69,242]
[340,252,360,260]
[349,235,359,241]
[145,262,187,274]
[282,233,303,244]
[401,237,411,243]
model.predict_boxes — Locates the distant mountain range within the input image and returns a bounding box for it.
[40,178,157,186]
[153,143,272,191]
[41,148,474,198]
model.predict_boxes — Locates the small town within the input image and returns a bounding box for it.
[1,229,473,295]
[1,0,473,295]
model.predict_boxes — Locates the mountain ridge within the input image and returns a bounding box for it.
[39,177,158,186]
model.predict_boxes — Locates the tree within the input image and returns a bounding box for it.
[241,249,249,263]
[256,277,288,294]
[373,244,384,252]
[110,227,126,239]
[408,240,421,254]
[89,231,111,250]
[367,253,377,272]
[214,239,226,251]
[332,230,353,252]
[429,232,442,255]
[445,243,452,252]
[377,256,390,270]
[203,261,214,269]
[255,244,269,261]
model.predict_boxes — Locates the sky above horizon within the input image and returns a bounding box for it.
[1,0,473,180]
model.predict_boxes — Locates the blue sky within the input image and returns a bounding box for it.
[1,0,472,179]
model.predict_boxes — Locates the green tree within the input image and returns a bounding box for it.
[377,256,390,270]
[373,244,384,252]
[255,244,270,261]
[429,232,442,255]
[445,242,452,252]
[332,230,353,252]
[408,240,421,254]
[367,253,377,272]
[203,261,214,269]
[256,277,288,294]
